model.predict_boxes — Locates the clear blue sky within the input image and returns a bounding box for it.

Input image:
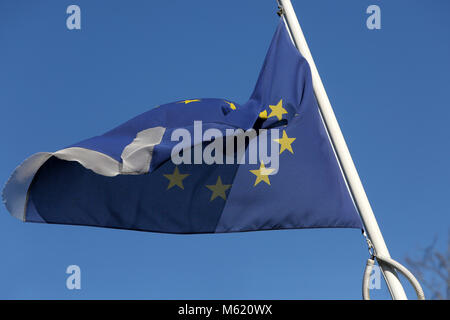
[0,0,449,299]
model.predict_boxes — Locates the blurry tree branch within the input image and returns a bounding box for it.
[405,232,449,300]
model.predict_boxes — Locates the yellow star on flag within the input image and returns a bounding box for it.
[259,110,268,119]
[206,176,231,201]
[224,101,237,110]
[268,99,287,120]
[163,166,190,190]
[274,130,296,154]
[250,162,275,186]
[178,99,200,104]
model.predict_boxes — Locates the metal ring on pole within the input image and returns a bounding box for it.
[362,257,376,300]
[276,5,284,16]
[362,255,425,300]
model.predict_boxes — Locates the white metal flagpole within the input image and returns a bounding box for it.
[277,0,408,299]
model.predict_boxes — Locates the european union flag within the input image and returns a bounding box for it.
[2,20,362,233]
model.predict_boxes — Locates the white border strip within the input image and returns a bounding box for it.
[2,127,165,221]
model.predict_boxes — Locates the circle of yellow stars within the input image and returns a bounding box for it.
[162,98,297,200]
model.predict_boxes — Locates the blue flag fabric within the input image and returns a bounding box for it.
[3,20,362,233]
